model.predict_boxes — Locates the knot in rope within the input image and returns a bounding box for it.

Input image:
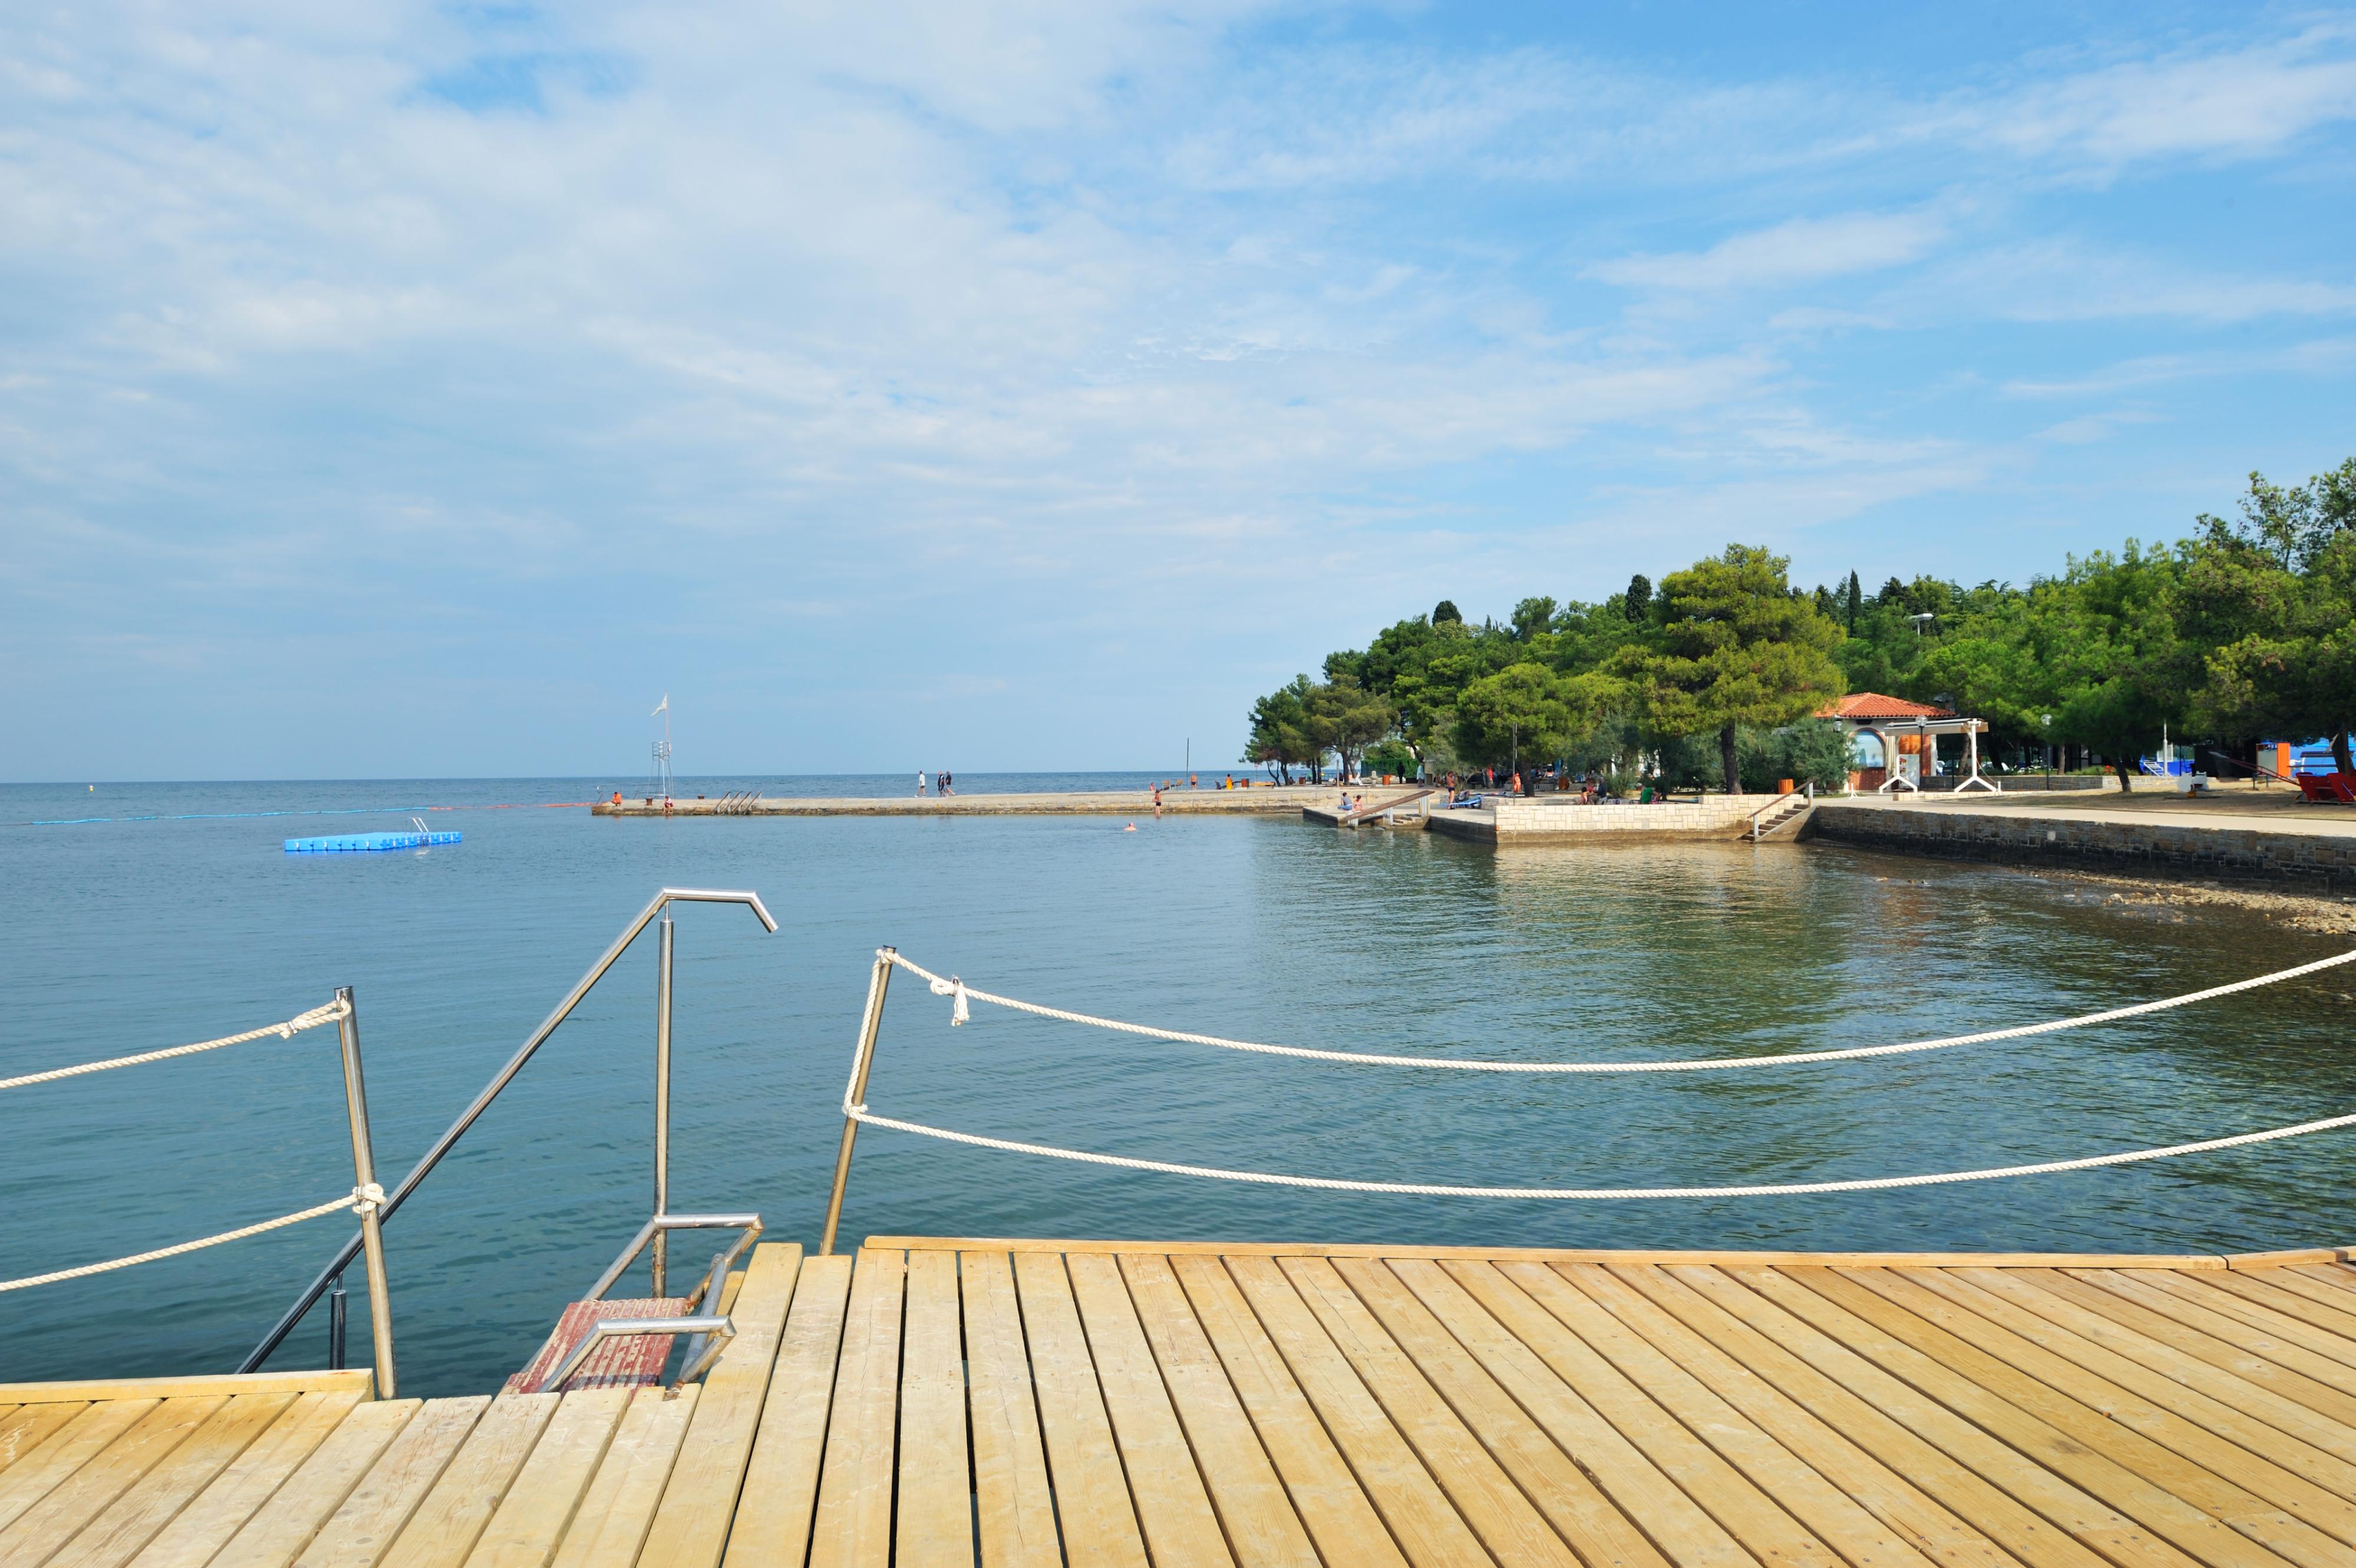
[350,1182,386,1218]
[928,975,970,1026]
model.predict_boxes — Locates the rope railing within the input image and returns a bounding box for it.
[841,945,2356,1200]
[0,1184,383,1293]
[841,1103,2356,1200]
[0,998,350,1092]
[881,949,2356,1074]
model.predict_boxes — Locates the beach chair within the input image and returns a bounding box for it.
[506,1213,762,1394]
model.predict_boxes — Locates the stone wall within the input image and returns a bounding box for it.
[1430,793,1792,842]
[1807,803,2356,892]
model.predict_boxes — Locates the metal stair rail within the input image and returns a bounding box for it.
[1745,783,1816,841]
[238,887,777,1374]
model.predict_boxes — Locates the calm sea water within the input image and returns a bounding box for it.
[5,775,2354,1395]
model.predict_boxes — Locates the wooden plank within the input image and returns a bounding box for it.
[2230,1268,2356,1326]
[896,1249,973,1567]
[462,1388,630,1568]
[1521,1261,1915,1568]
[373,1394,559,1568]
[869,1238,2228,1269]
[192,1400,418,1568]
[2011,1270,2356,1431]
[1863,1269,2356,1554]
[0,1403,158,1538]
[0,1374,373,1405]
[1329,1260,1670,1568]
[720,1253,852,1568]
[0,1407,85,1480]
[1453,1258,1831,1568]
[1011,1251,1149,1568]
[2284,1265,2356,1298]
[2226,1251,2355,1270]
[0,1398,222,1568]
[960,1253,1061,1568]
[2114,1272,2356,1381]
[1560,1262,2014,1568]
[1752,1266,2295,1568]
[1390,1259,1752,1568]
[1938,1268,2356,1477]
[1117,1255,1319,1568]
[547,1386,698,1568]
[806,1250,904,1568]
[1612,1263,2110,1568]
[123,1391,362,1568]
[1221,1256,1493,1568]
[2069,1271,2356,1398]
[1065,1254,1232,1568]
[1666,1265,2188,1568]
[635,1240,802,1568]
[1167,1257,1403,1568]
[2190,1272,2356,1356]
[295,1396,488,1568]
[44,1393,296,1568]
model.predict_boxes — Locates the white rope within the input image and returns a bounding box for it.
[0,1186,379,1293]
[0,998,350,1092]
[882,950,2356,1074]
[843,1104,2356,1200]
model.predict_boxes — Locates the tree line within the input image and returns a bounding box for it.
[1243,458,2356,793]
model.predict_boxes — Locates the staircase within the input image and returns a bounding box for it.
[1738,788,1816,841]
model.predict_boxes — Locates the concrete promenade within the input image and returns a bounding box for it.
[591,784,1423,818]
[1809,781,2356,892]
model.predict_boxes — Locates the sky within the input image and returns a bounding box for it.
[5,2,2355,780]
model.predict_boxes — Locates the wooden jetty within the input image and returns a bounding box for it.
[8,1235,2356,1567]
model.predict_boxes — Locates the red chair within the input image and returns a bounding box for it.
[2292,772,2356,803]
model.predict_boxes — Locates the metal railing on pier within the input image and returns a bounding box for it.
[237,888,776,1376]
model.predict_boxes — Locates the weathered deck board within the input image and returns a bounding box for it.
[8,1239,2356,1567]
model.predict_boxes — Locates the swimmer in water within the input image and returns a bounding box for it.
[1123,822,1137,831]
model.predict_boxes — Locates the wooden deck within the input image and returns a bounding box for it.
[7,1238,2356,1566]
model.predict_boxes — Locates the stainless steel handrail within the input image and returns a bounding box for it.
[238,888,777,1373]
[584,1213,763,1305]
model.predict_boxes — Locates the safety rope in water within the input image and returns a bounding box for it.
[0,998,349,1092]
[842,1104,2356,1200]
[882,949,2356,1073]
[0,1184,384,1292]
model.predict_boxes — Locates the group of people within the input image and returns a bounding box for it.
[915,770,955,796]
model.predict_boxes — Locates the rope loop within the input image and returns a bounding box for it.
[350,1182,387,1218]
[928,975,970,1026]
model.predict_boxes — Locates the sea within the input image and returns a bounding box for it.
[6,774,2354,1395]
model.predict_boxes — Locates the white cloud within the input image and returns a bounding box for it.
[1587,211,1946,292]
[1963,29,2356,166]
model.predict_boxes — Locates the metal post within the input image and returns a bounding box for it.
[335,988,397,1397]
[652,912,674,1297]
[327,1275,346,1370]
[819,950,896,1257]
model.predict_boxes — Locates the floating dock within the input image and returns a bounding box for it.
[8,1235,2356,1566]
[284,832,462,854]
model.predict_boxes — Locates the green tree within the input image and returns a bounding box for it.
[1511,596,1558,641]
[1623,575,1651,623]
[1619,544,1846,794]
[1844,571,1861,633]
[1308,674,1396,781]
[1242,676,1316,783]
[1453,663,1620,784]
[1432,599,1462,625]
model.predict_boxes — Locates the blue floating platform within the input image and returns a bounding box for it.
[284,831,463,854]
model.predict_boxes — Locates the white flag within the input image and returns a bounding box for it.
[651,694,668,717]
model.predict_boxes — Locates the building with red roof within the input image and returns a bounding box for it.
[1816,692,1992,792]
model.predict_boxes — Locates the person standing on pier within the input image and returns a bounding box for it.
[916,770,927,797]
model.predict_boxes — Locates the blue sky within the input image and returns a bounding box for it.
[5,2,2355,780]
